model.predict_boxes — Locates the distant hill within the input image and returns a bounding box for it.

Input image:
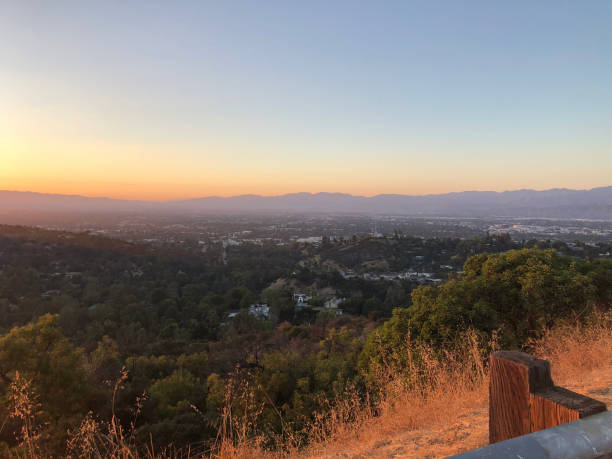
[0,191,153,213]
[1,187,611,219]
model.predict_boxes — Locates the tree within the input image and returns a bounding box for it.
[149,369,200,419]
[358,307,412,385]
[0,314,88,450]
[408,249,600,346]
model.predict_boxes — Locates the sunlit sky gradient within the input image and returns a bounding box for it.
[2,1,611,200]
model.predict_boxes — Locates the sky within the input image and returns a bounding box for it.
[1,1,611,200]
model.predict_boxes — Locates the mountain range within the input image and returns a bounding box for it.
[1,187,611,219]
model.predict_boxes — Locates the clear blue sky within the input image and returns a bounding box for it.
[2,0,611,199]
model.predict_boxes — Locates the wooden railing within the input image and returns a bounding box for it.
[449,351,609,458]
[489,351,606,443]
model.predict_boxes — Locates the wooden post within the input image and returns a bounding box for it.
[489,351,607,444]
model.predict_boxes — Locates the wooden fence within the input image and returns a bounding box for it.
[489,351,607,443]
[450,351,610,458]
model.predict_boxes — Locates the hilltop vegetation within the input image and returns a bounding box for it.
[0,225,610,456]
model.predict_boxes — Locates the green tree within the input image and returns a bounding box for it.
[358,308,412,384]
[0,314,88,450]
[149,369,200,419]
[408,249,599,346]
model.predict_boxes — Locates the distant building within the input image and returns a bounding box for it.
[339,269,358,279]
[295,236,322,244]
[324,296,344,310]
[398,271,418,280]
[248,303,270,319]
[293,293,311,307]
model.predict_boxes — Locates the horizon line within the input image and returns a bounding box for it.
[1,185,611,203]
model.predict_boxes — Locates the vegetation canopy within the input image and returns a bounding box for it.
[0,226,609,456]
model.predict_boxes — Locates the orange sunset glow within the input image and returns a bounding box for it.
[1,1,610,201]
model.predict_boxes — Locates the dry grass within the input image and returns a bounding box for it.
[218,312,611,458]
[6,367,161,459]
[7,371,43,458]
[7,312,611,458]
[302,330,493,458]
[530,310,612,387]
[213,329,494,458]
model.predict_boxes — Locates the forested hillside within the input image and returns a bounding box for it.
[0,225,610,456]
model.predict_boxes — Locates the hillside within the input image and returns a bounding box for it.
[0,226,610,457]
[303,327,612,458]
[225,312,612,458]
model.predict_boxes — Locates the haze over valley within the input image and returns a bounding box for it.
[2,186,612,219]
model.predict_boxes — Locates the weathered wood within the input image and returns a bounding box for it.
[489,351,552,443]
[530,386,607,432]
[489,351,607,444]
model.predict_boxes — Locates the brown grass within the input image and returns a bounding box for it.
[7,371,43,458]
[218,311,612,458]
[7,312,611,458]
[301,330,493,458]
[530,311,612,387]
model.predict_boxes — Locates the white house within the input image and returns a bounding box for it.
[248,303,270,319]
[293,293,311,307]
[324,296,344,310]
